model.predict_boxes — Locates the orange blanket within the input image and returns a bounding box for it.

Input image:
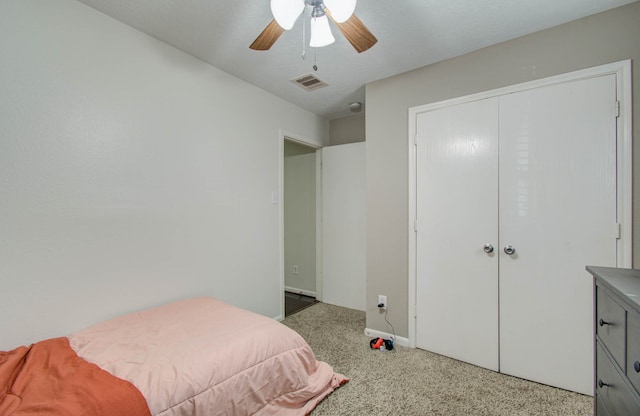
[0,337,150,416]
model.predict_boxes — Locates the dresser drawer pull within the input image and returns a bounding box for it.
[599,318,612,327]
[634,361,640,373]
[598,379,611,388]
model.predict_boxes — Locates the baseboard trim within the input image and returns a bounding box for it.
[364,328,410,347]
[284,286,317,298]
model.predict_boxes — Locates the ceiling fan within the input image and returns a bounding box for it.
[250,0,377,53]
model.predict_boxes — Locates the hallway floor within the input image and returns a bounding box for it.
[284,292,317,316]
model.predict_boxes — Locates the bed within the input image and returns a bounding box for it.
[0,297,347,415]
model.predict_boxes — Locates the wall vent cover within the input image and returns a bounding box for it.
[291,73,329,91]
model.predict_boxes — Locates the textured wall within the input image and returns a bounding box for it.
[0,0,328,349]
[329,113,365,146]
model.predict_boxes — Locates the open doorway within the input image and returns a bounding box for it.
[283,139,320,316]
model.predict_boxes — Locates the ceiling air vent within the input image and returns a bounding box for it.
[291,73,329,91]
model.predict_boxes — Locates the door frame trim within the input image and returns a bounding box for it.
[278,130,323,321]
[407,60,632,348]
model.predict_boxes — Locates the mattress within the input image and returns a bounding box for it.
[68,297,347,415]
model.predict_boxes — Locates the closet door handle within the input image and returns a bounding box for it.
[599,318,611,327]
[634,361,640,373]
[504,245,516,255]
[598,379,610,388]
[483,244,494,254]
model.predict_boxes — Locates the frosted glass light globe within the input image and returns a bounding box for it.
[310,15,335,47]
[271,0,305,30]
[324,0,357,23]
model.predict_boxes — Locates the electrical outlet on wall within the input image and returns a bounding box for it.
[378,295,387,310]
[293,265,299,275]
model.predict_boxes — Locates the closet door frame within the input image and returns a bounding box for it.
[407,59,632,349]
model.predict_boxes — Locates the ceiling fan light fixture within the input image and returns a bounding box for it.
[324,0,357,23]
[309,15,335,47]
[251,0,376,53]
[270,0,305,30]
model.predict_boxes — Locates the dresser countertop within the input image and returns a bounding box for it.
[587,266,640,314]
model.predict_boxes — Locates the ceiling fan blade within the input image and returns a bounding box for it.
[250,19,285,51]
[327,12,377,53]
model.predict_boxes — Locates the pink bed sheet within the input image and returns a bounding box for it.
[68,297,346,416]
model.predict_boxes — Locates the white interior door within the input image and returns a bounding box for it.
[498,75,618,395]
[416,98,500,371]
[322,142,366,311]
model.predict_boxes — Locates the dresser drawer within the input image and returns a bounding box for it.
[627,309,640,395]
[596,394,611,416]
[597,286,626,368]
[596,343,640,416]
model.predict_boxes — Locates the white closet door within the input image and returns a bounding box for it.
[416,98,500,371]
[322,142,366,311]
[499,75,618,395]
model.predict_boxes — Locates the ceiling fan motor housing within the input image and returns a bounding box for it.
[304,0,326,17]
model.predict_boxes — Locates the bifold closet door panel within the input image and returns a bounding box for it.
[416,97,500,371]
[498,74,618,395]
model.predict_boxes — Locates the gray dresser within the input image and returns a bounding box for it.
[587,266,640,415]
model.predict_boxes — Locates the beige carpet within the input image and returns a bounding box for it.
[282,302,592,416]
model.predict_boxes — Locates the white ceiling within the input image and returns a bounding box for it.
[76,0,636,120]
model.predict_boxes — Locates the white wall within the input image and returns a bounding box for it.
[284,141,317,295]
[329,113,365,146]
[0,0,328,350]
